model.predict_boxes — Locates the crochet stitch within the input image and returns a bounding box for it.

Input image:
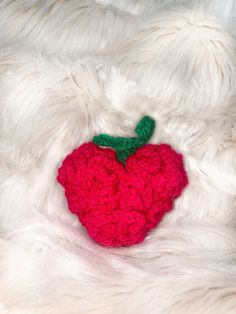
[57,116,188,247]
[93,116,155,164]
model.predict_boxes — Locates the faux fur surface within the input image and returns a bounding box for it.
[0,1,236,313]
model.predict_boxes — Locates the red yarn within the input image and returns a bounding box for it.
[57,142,188,247]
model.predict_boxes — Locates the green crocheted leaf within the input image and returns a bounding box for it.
[93,116,156,164]
[135,116,156,140]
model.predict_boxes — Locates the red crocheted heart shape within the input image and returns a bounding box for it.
[58,142,188,247]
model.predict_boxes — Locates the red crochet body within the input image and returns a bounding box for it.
[58,142,188,247]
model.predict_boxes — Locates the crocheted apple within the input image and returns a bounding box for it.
[57,116,188,247]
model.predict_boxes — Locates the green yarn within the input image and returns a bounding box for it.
[93,116,156,164]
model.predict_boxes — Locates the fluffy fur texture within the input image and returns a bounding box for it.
[0,0,236,313]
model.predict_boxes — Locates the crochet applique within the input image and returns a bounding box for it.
[57,116,188,247]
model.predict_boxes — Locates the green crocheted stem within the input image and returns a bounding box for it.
[93,116,156,164]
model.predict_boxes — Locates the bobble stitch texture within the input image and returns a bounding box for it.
[58,118,188,247]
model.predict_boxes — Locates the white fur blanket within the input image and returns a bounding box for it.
[0,1,236,313]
